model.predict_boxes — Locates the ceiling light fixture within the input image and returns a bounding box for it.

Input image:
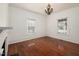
[45,4,53,15]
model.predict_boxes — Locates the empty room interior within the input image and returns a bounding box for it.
[0,3,79,56]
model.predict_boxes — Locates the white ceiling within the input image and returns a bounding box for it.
[10,3,79,15]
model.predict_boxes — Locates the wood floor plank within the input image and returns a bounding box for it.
[8,36,79,56]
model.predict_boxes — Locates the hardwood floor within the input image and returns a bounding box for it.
[8,36,79,56]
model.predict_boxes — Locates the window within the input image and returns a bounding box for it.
[57,18,67,34]
[27,18,36,33]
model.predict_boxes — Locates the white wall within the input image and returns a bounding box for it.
[0,3,8,27]
[8,5,79,44]
[47,6,79,44]
[8,6,46,44]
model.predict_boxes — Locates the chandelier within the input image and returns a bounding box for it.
[45,4,53,15]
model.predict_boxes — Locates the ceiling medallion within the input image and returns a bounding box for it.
[45,4,53,15]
